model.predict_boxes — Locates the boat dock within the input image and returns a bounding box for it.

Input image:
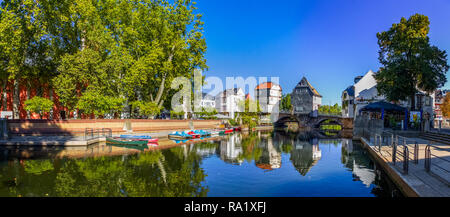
[360,132,450,197]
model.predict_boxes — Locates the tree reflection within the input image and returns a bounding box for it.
[237,133,262,163]
[0,145,209,197]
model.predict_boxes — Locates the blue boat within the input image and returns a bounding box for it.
[168,131,193,140]
[120,135,152,139]
[193,130,211,137]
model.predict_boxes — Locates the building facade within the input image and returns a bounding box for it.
[201,93,216,110]
[215,88,245,119]
[433,89,450,127]
[255,82,282,114]
[342,70,436,130]
[291,77,322,114]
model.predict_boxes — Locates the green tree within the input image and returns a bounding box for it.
[24,96,54,119]
[374,14,449,110]
[237,99,261,130]
[76,91,124,118]
[0,0,51,118]
[131,101,162,118]
[280,93,293,112]
[318,103,342,115]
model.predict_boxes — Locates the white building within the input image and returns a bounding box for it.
[215,88,245,119]
[255,82,282,114]
[201,93,216,111]
[342,70,435,124]
[342,70,384,118]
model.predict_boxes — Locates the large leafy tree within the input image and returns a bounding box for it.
[441,92,450,119]
[0,0,51,118]
[374,14,449,110]
[51,0,207,118]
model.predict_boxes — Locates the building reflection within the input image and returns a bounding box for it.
[341,139,375,187]
[255,137,281,171]
[272,131,322,176]
[219,134,243,164]
[290,137,322,176]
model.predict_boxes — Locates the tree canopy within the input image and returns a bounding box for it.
[0,0,207,119]
[374,14,449,110]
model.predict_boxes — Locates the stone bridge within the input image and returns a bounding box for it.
[275,113,354,130]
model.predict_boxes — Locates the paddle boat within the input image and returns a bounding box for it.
[193,130,211,137]
[187,130,201,139]
[224,128,234,134]
[120,135,153,140]
[210,130,220,137]
[168,131,194,140]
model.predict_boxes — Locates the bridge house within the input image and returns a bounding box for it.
[291,77,322,114]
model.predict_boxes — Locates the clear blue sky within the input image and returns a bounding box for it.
[197,0,450,105]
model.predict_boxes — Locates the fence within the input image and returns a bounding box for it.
[363,130,419,175]
[364,129,450,178]
[84,128,112,140]
[424,144,450,175]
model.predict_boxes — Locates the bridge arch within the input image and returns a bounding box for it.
[314,118,343,129]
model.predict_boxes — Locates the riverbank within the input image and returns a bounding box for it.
[0,125,274,147]
[359,136,450,197]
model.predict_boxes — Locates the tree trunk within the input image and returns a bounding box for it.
[26,85,30,119]
[12,79,20,119]
[1,82,6,111]
[410,93,416,111]
[154,46,175,105]
[49,87,54,120]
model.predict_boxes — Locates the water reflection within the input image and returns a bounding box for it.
[341,139,375,187]
[0,131,401,197]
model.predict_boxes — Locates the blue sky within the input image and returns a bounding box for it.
[197,0,450,105]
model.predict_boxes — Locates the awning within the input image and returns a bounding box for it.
[360,101,406,112]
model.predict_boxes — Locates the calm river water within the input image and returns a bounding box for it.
[0,131,402,197]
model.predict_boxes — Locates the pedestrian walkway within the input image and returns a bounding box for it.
[362,133,450,197]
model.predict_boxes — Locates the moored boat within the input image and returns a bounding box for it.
[224,129,234,134]
[187,131,201,138]
[106,137,149,146]
[134,138,159,144]
[106,142,149,151]
[168,131,193,140]
[233,127,242,132]
[120,135,153,139]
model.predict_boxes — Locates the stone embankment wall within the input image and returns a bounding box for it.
[353,116,383,137]
[7,119,223,136]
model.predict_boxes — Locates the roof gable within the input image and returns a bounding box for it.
[295,77,322,97]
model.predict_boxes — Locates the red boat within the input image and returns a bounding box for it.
[224,129,234,134]
[233,127,242,132]
[135,138,159,145]
[187,131,201,138]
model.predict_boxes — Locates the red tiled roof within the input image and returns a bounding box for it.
[255,82,281,91]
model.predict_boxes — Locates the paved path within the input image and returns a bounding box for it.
[364,135,450,197]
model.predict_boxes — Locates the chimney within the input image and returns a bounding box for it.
[354,76,363,84]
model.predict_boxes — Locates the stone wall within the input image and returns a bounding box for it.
[353,116,384,137]
[7,119,223,136]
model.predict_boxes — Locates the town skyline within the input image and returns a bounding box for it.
[197,0,450,105]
